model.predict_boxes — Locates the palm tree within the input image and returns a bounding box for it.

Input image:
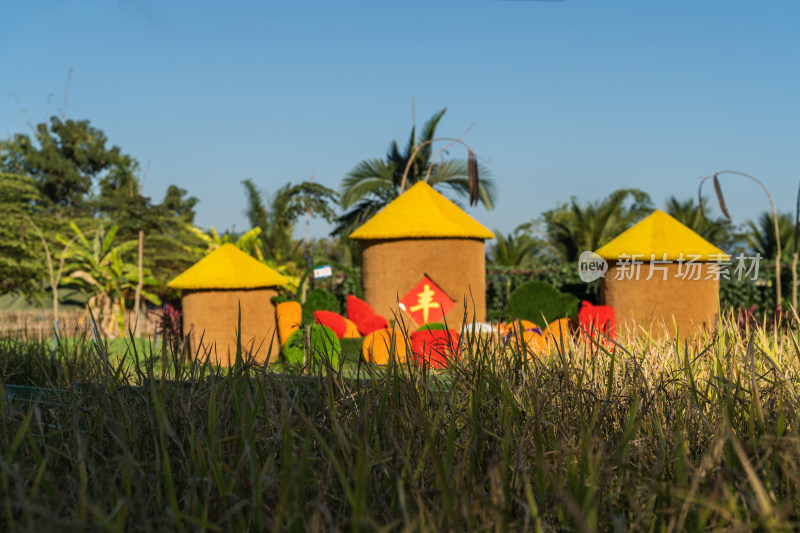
[487,223,543,267]
[242,179,338,263]
[542,189,653,262]
[333,108,496,236]
[746,211,796,259]
[665,196,738,250]
[242,180,297,263]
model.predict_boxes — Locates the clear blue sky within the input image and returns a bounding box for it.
[3,0,799,240]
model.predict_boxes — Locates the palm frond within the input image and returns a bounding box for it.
[332,198,387,237]
[340,159,396,208]
[241,179,269,230]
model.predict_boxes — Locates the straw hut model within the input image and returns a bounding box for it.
[594,210,728,339]
[349,182,494,328]
[168,243,287,366]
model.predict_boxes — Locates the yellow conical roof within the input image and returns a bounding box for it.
[168,243,288,290]
[595,210,728,261]
[349,182,494,240]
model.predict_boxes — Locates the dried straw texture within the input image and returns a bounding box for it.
[360,238,486,328]
[349,182,494,240]
[601,261,719,339]
[595,209,728,261]
[182,288,279,365]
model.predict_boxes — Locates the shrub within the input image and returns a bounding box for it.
[486,263,599,322]
[283,324,341,368]
[508,281,579,324]
[416,322,447,332]
[302,287,340,324]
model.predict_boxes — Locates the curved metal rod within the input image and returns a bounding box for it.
[699,170,782,311]
[398,137,478,194]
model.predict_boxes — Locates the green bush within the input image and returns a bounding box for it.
[415,322,448,332]
[302,287,340,324]
[486,263,599,322]
[283,324,341,368]
[488,261,791,322]
[508,281,579,325]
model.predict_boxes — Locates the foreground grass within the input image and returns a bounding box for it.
[2,319,800,531]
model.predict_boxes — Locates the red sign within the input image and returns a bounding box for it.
[399,276,455,326]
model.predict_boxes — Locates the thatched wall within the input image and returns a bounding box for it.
[360,238,486,328]
[181,288,279,366]
[601,261,719,339]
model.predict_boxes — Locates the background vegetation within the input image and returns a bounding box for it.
[0,112,795,327]
[3,111,800,530]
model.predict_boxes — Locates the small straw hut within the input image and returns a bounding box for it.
[168,243,287,366]
[349,182,494,329]
[594,210,728,339]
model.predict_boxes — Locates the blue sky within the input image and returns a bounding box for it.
[3,0,799,240]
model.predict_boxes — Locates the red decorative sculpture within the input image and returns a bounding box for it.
[578,301,615,342]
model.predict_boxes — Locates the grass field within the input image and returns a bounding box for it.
[3,316,800,531]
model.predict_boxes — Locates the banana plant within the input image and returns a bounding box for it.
[61,223,162,337]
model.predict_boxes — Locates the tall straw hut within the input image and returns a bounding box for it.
[168,243,287,366]
[349,182,494,328]
[594,210,728,339]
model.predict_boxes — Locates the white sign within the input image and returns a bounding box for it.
[313,265,333,279]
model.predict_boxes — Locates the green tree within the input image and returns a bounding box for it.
[141,187,202,294]
[1,117,139,216]
[665,196,739,251]
[1,116,204,300]
[0,173,49,295]
[96,175,200,319]
[542,189,653,262]
[161,185,199,224]
[487,223,544,268]
[745,211,796,259]
[334,108,496,236]
[242,180,295,262]
[242,179,338,262]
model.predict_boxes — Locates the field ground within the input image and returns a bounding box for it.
[3,318,800,531]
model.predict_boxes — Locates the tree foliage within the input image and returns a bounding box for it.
[242,179,337,262]
[160,185,199,224]
[487,222,545,268]
[334,108,496,236]
[1,117,138,215]
[542,189,653,262]
[745,211,796,260]
[0,173,49,295]
[61,224,161,336]
[0,116,201,300]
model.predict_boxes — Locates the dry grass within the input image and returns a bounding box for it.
[2,313,800,531]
